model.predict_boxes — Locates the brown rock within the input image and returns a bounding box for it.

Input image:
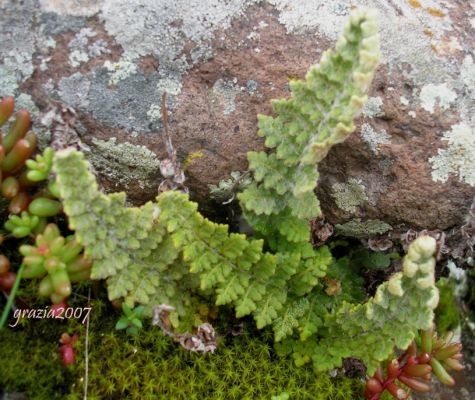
[2,0,474,235]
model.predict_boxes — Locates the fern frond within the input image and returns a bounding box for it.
[239,8,380,244]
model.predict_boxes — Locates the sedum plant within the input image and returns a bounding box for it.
[19,223,92,303]
[0,98,67,328]
[365,327,464,399]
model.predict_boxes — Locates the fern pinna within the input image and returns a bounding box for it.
[51,8,439,373]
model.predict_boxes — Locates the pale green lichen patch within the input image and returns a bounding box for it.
[362,96,384,117]
[361,123,391,154]
[146,78,182,124]
[331,178,368,214]
[39,0,104,16]
[103,57,138,85]
[419,83,457,114]
[15,93,40,117]
[88,137,161,189]
[68,27,110,68]
[335,218,392,238]
[429,123,475,186]
[210,79,241,116]
[68,27,95,67]
[58,72,91,109]
[146,104,162,124]
[461,55,475,91]
[156,77,182,96]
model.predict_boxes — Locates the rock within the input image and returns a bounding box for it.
[1,0,474,234]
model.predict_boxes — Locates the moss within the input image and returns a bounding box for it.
[0,310,83,399]
[331,179,368,214]
[70,328,363,400]
[0,300,364,399]
[335,219,392,239]
[435,278,460,335]
[183,150,205,170]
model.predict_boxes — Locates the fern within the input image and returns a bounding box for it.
[52,149,331,330]
[239,9,380,249]
[51,9,438,378]
[276,236,439,375]
[52,150,199,326]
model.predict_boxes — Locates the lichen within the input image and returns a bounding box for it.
[360,123,391,154]
[267,1,351,37]
[146,104,162,124]
[86,68,163,131]
[246,79,259,93]
[0,0,38,97]
[210,78,240,116]
[331,179,368,214]
[335,218,392,238]
[100,0,253,95]
[362,96,384,118]
[15,93,40,118]
[67,27,111,68]
[156,77,183,96]
[68,27,96,67]
[103,57,138,86]
[38,0,104,17]
[58,72,91,109]
[461,55,475,91]
[419,83,457,114]
[429,122,475,186]
[267,0,453,86]
[87,137,161,189]
[69,49,89,67]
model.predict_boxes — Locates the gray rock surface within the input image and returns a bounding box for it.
[1,0,474,234]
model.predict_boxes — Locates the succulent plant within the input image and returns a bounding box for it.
[25,147,54,182]
[4,211,44,238]
[0,98,61,221]
[58,332,78,366]
[365,326,464,399]
[19,223,92,303]
[0,254,15,291]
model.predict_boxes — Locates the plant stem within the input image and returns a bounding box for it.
[0,263,24,329]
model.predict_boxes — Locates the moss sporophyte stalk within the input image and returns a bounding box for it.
[0,8,466,400]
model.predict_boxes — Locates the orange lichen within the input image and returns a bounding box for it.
[431,43,439,54]
[426,7,445,17]
[408,0,422,9]
[423,27,433,37]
